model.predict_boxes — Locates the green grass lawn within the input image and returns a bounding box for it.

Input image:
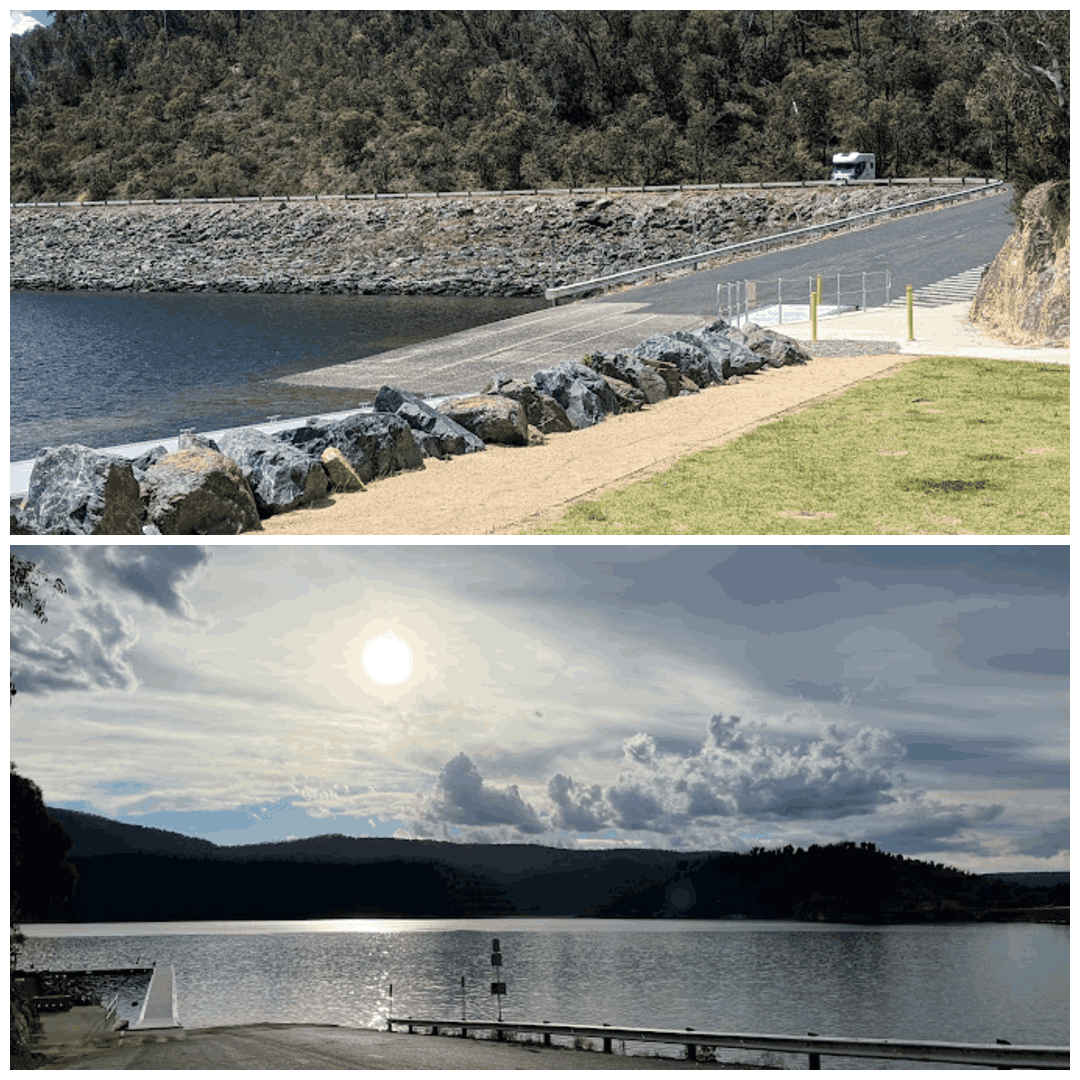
[537,357,1069,535]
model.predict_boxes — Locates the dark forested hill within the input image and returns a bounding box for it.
[40,807,1063,924]
[10,11,1068,204]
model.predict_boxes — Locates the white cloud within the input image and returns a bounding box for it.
[548,713,901,836]
[10,545,1066,870]
[414,752,546,835]
[10,11,44,35]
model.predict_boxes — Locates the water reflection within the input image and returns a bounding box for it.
[20,918,1067,1068]
[10,291,545,459]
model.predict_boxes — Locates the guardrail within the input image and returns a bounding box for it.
[10,176,997,209]
[387,1017,1068,1069]
[544,181,1004,304]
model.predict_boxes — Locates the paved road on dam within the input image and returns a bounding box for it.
[604,186,1014,314]
[281,187,1014,398]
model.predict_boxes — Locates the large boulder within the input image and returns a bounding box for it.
[321,447,365,492]
[740,324,813,367]
[682,321,766,377]
[436,394,528,445]
[140,447,261,534]
[601,374,646,412]
[481,372,573,433]
[375,386,486,458]
[20,445,144,535]
[584,352,669,403]
[277,412,425,483]
[632,333,718,388]
[638,357,688,398]
[129,445,170,481]
[533,360,619,429]
[216,428,329,517]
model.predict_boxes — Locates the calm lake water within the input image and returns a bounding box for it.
[10,291,545,461]
[21,918,1068,1069]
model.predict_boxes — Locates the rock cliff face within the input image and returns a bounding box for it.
[12,186,967,297]
[970,182,1069,346]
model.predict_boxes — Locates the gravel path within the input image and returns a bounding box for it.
[801,339,903,357]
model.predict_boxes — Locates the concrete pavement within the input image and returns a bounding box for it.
[37,1022,758,1070]
[276,300,707,395]
[781,300,1068,364]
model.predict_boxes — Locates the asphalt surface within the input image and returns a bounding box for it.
[38,1023,753,1070]
[278,186,1016,396]
[605,186,1015,315]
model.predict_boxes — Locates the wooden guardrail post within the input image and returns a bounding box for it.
[809,1032,821,1069]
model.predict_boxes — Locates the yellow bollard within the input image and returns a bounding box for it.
[811,291,818,342]
[816,275,823,308]
[906,284,914,341]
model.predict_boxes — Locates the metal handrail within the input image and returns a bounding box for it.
[543,181,1003,303]
[716,270,893,326]
[387,1017,1068,1069]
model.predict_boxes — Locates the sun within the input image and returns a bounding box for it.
[360,630,413,686]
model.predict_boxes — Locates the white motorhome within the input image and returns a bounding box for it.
[830,152,876,182]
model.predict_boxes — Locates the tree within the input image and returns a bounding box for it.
[11,553,75,963]
[941,11,1069,195]
[10,554,66,700]
[11,766,79,936]
[930,79,970,175]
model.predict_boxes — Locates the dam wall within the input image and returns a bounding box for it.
[12,184,972,298]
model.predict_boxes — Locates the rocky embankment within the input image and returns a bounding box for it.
[12,186,968,297]
[970,181,1069,345]
[11,317,811,535]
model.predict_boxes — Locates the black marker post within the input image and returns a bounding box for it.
[490,938,505,1023]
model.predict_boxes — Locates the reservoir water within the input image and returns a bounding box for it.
[21,918,1068,1068]
[10,291,546,462]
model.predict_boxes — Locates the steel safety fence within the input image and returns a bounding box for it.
[716,270,892,326]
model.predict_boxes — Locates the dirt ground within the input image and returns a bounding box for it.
[254,353,918,536]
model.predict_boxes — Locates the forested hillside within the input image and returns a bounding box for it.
[38,807,1066,925]
[9,11,1069,204]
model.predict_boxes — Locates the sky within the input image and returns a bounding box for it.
[10,9,50,35]
[10,544,1068,874]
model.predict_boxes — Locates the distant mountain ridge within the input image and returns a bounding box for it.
[41,806,1065,926]
[981,871,1070,890]
[47,807,218,858]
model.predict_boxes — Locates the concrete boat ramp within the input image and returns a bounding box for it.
[11,301,702,500]
[276,300,705,396]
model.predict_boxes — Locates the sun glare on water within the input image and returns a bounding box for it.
[360,630,414,685]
